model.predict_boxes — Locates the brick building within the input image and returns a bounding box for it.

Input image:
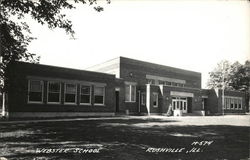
[6,62,116,118]
[4,57,247,118]
[88,57,247,116]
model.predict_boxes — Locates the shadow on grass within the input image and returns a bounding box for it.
[0,118,249,160]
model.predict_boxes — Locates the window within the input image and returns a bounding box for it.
[165,81,172,86]
[178,83,184,87]
[226,98,230,109]
[230,99,234,109]
[234,99,238,110]
[223,98,227,109]
[141,92,146,105]
[238,99,242,110]
[153,93,158,107]
[64,83,77,104]
[225,96,243,110]
[125,84,136,102]
[131,85,136,101]
[94,86,105,105]
[80,85,91,104]
[172,82,178,86]
[48,81,61,103]
[158,80,165,85]
[28,80,43,103]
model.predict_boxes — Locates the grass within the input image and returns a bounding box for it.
[0,115,249,160]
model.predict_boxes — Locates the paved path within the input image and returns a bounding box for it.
[0,115,249,126]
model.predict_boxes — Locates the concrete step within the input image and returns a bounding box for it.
[182,113,203,116]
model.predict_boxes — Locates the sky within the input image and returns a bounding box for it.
[27,0,250,88]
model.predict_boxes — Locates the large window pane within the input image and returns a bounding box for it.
[48,93,60,102]
[141,93,146,105]
[125,85,130,102]
[28,80,43,102]
[234,99,238,109]
[238,99,242,109]
[80,85,91,104]
[226,98,230,109]
[49,82,60,92]
[30,81,42,92]
[230,99,234,109]
[153,93,158,107]
[65,83,76,103]
[131,85,136,102]
[48,82,61,103]
[66,84,76,93]
[94,86,105,105]
[125,84,136,102]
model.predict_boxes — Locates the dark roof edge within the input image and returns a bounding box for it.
[12,61,116,78]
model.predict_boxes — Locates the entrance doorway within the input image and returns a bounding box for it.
[172,97,187,113]
[115,91,119,112]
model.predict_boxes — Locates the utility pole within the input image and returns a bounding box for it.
[222,62,225,116]
[0,56,5,117]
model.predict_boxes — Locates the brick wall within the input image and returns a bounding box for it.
[6,62,116,113]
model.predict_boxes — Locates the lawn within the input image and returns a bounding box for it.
[0,115,249,160]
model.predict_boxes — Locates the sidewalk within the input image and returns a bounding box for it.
[0,114,249,125]
[0,116,148,124]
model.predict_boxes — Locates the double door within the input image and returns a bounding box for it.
[172,97,187,113]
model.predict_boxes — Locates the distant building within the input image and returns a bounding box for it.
[4,57,247,118]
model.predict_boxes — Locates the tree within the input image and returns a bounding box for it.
[207,60,233,90]
[0,0,109,117]
[229,60,250,91]
[207,60,250,91]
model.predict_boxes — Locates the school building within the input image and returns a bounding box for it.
[4,57,247,118]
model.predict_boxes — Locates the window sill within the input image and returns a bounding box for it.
[125,101,136,103]
[47,102,61,105]
[64,103,77,105]
[80,103,92,105]
[28,102,43,104]
[94,104,105,106]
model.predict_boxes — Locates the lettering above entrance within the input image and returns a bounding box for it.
[170,91,194,97]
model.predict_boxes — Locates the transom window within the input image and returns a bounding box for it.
[147,79,155,85]
[64,83,77,104]
[28,80,43,103]
[125,84,136,102]
[80,85,91,104]
[172,82,178,86]
[48,81,61,103]
[94,86,105,105]
[165,81,172,86]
